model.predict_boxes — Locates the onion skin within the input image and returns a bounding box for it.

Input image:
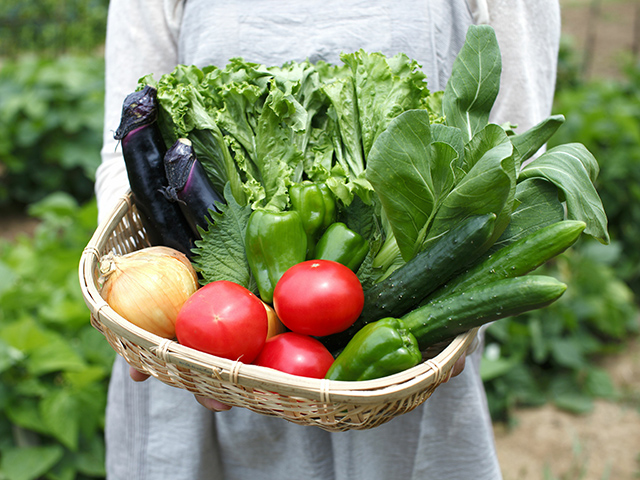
[262,301,287,339]
[98,246,199,338]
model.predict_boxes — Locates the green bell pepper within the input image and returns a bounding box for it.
[245,209,307,303]
[325,317,422,381]
[315,222,369,271]
[289,182,336,258]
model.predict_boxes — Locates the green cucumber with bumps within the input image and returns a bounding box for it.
[426,220,586,303]
[321,213,497,351]
[402,275,567,349]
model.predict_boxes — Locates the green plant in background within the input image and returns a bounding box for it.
[0,193,114,480]
[550,61,640,294]
[0,55,105,209]
[0,0,109,57]
[482,53,640,421]
[482,238,638,421]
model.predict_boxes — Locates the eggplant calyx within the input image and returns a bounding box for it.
[114,85,159,140]
[164,138,196,192]
[159,186,187,206]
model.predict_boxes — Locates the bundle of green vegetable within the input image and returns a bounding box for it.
[135,25,608,381]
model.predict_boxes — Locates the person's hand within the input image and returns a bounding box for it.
[445,353,466,381]
[129,367,232,412]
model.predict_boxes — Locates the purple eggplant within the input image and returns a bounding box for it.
[162,138,225,235]
[114,85,195,256]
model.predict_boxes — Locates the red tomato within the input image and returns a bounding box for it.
[253,332,335,378]
[273,260,364,337]
[175,280,268,363]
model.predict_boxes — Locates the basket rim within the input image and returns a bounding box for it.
[79,191,477,405]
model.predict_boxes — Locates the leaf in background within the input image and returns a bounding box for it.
[519,143,609,243]
[443,25,501,143]
[27,337,86,376]
[5,399,48,435]
[0,445,64,480]
[191,185,256,292]
[40,390,81,451]
[0,316,57,353]
[479,356,518,382]
[0,260,18,297]
[0,338,24,375]
[492,178,565,250]
[510,114,565,168]
[366,110,457,260]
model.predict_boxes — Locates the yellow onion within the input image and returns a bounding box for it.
[98,246,199,338]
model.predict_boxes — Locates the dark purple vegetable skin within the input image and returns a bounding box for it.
[114,85,195,256]
[162,138,225,235]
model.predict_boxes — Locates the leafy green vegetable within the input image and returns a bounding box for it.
[442,25,502,143]
[365,25,608,278]
[366,110,457,261]
[366,26,515,264]
[519,143,609,243]
[191,185,256,290]
[509,114,565,167]
[152,24,608,293]
[492,178,565,249]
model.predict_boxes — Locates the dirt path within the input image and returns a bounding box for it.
[495,337,640,479]
[560,0,639,80]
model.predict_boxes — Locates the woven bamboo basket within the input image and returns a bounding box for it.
[79,191,478,432]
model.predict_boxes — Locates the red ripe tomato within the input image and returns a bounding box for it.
[175,280,268,364]
[253,332,335,378]
[273,260,364,337]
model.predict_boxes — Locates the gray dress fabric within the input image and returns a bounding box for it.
[99,1,559,478]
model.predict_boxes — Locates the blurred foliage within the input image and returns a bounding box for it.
[551,60,640,293]
[483,238,638,421]
[0,193,114,480]
[0,0,109,57]
[484,55,640,421]
[0,55,105,209]
[556,34,584,91]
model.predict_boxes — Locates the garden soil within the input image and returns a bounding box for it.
[495,336,640,479]
[1,1,639,478]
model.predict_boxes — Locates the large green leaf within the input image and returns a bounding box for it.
[0,445,64,480]
[510,114,565,167]
[443,25,502,142]
[192,185,257,292]
[492,178,565,250]
[366,110,457,260]
[428,126,515,242]
[518,143,609,243]
[40,390,81,451]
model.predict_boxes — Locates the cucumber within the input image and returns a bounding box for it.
[426,220,585,303]
[402,275,567,349]
[321,213,497,351]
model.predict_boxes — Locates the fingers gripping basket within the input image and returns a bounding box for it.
[79,192,478,432]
